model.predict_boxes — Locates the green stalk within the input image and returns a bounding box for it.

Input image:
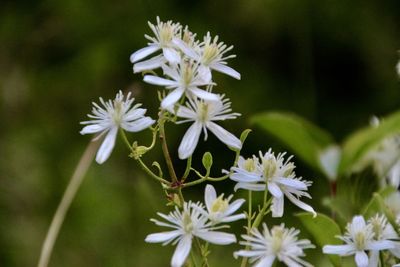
[37,140,99,267]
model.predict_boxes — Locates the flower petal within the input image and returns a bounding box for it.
[121,117,155,132]
[234,182,265,191]
[271,196,284,218]
[133,55,166,73]
[197,65,212,84]
[80,124,107,135]
[190,87,219,101]
[161,88,185,109]
[130,45,160,63]
[195,231,236,245]
[284,192,316,217]
[225,199,245,216]
[171,235,192,267]
[355,250,368,267]
[254,255,275,267]
[145,230,181,243]
[322,244,355,256]
[143,75,177,87]
[178,122,202,159]
[163,47,181,64]
[172,38,198,59]
[205,184,217,212]
[221,213,246,223]
[366,240,396,251]
[211,62,241,80]
[206,121,242,150]
[275,177,307,190]
[268,182,283,198]
[96,127,118,164]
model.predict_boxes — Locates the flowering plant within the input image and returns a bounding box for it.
[37,17,400,267]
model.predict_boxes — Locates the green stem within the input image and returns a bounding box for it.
[136,158,170,185]
[195,238,209,267]
[37,140,99,267]
[119,129,132,150]
[158,113,178,183]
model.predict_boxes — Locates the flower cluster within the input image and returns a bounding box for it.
[323,214,400,267]
[130,16,242,159]
[145,184,244,267]
[230,149,315,217]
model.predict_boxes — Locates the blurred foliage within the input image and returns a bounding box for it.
[1,0,400,266]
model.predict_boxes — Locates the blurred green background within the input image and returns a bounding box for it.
[1,0,400,266]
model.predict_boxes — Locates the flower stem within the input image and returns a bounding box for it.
[158,113,178,183]
[136,157,170,185]
[37,140,99,267]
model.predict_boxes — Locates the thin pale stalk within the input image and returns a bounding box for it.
[37,140,99,267]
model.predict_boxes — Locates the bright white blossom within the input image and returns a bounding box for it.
[230,149,315,217]
[234,223,315,267]
[80,91,154,164]
[145,201,237,267]
[143,60,218,109]
[367,214,400,265]
[354,117,400,188]
[323,215,396,267]
[130,17,182,72]
[198,184,245,224]
[385,192,400,225]
[176,31,240,81]
[170,95,242,159]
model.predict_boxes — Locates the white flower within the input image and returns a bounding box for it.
[323,215,396,267]
[143,60,218,109]
[198,184,245,224]
[230,149,315,217]
[170,95,242,159]
[80,91,155,164]
[353,117,400,188]
[368,214,400,265]
[130,17,182,73]
[234,223,315,267]
[385,192,400,225]
[145,201,237,267]
[175,31,240,81]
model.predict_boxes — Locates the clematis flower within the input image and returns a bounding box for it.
[130,17,182,73]
[230,149,315,217]
[385,192,400,225]
[199,184,245,224]
[367,214,400,265]
[234,223,315,267]
[323,215,396,267]
[80,91,155,164]
[170,95,242,159]
[143,60,218,109]
[145,201,237,267]
[175,31,240,81]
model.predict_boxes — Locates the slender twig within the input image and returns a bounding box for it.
[37,140,99,267]
[158,113,178,182]
[136,158,170,185]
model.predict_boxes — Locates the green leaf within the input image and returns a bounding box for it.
[251,112,334,173]
[338,110,400,175]
[296,212,342,267]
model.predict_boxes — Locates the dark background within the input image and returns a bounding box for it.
[1,0,400,266]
